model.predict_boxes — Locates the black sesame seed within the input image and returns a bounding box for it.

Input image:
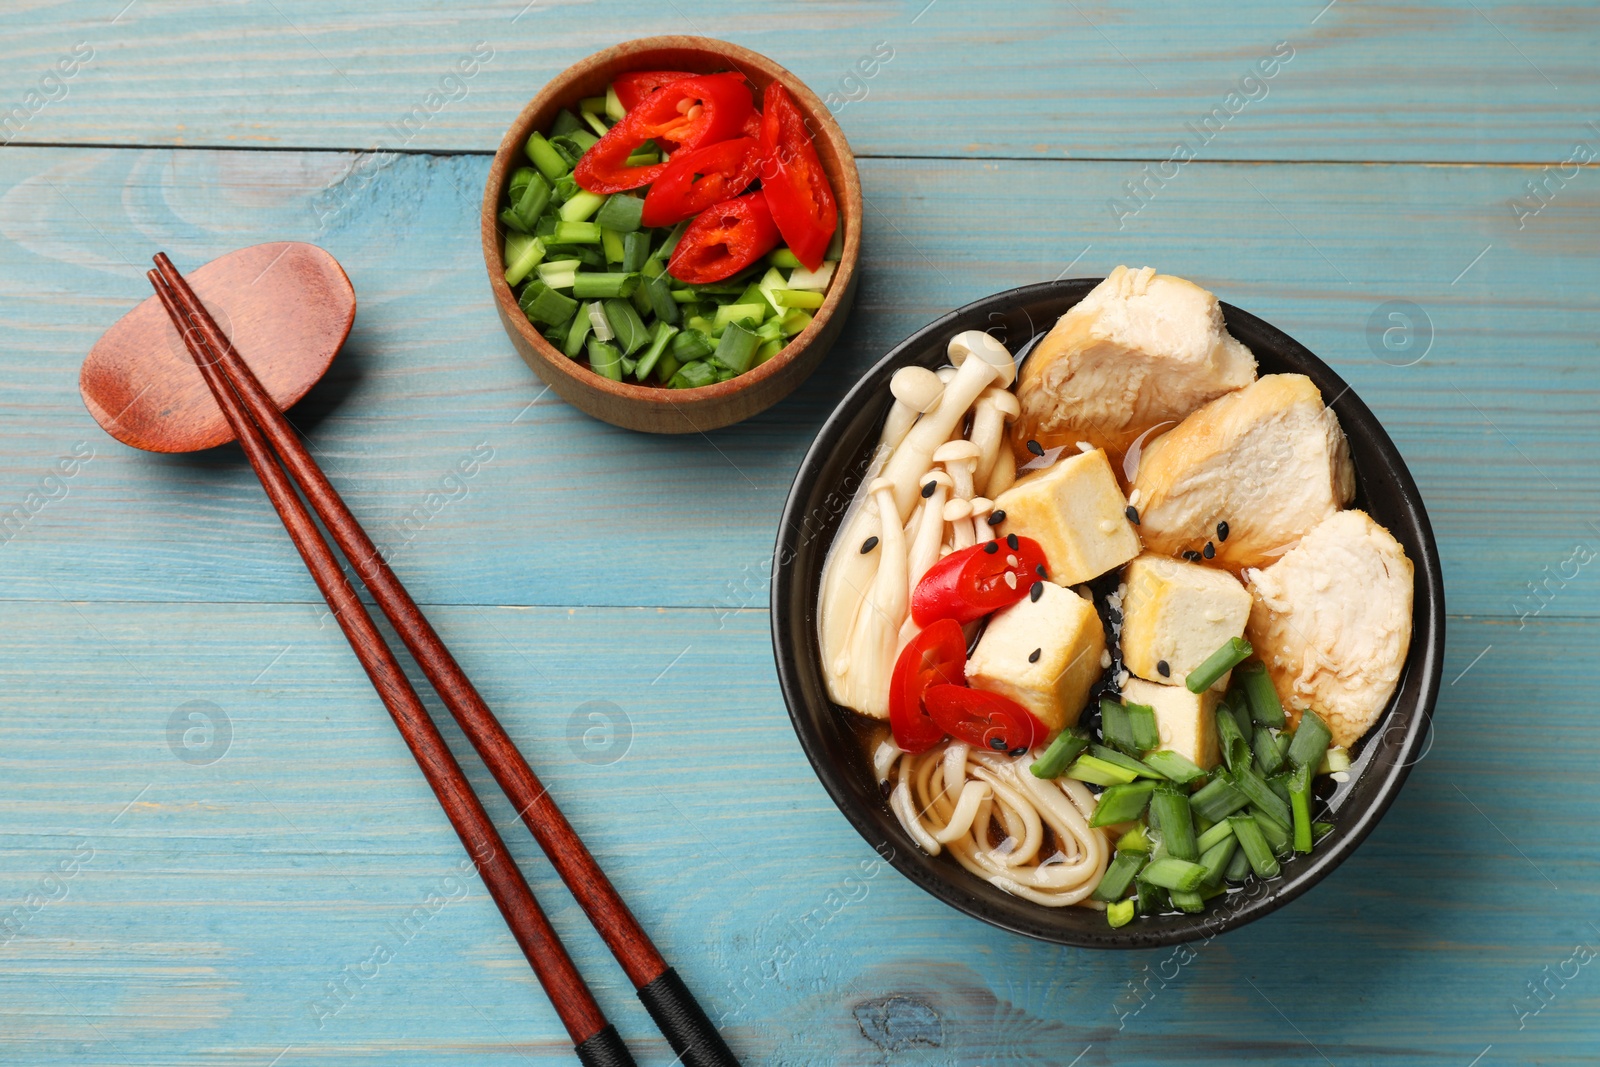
[1009,746,1028,758]
[989,736,1009,752]
[1035,564,1047,579]
[860,536,879,554]
[984,541,999,554]
[1181,549,1203,562]
[1203,541,1215,559]
[1125,505,1140,525]
[921,480,937,498]
[989,509,1006,525]
[1157,660,1170,677]
[1216,520,1230,542]
[1030,580,1045,603]
[879,779,894,798]
[1007,533,1020,550]
[1026,439,1045,457]
[1028,648,1042,663]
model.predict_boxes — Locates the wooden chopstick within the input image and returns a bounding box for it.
[148,270,639,1067]
[149,255,740,1067]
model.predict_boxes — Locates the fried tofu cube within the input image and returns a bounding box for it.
[1121,677,1220,770]
[992,448,1141,586]
[1120,553,1252,689]
[965,581,1106,733]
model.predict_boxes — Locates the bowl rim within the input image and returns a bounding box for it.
[479,35,863,408]
[770,277,1447,948]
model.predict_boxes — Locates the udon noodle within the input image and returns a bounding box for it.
[875,736,1110,907]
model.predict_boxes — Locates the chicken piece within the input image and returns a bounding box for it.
[1120,553,1252,689]
[1014,266,1257,457]
[1244,510,1414,748]
[1121,677,1221,770]
[1131,374,1355,569]
[965,580,1106,733]
[991,448,1141,587]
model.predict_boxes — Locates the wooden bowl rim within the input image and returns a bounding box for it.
[480,35,864,409]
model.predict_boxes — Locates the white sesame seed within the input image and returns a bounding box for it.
[1004,571,1017,590]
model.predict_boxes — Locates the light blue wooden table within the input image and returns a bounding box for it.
[3,3,1597,1064]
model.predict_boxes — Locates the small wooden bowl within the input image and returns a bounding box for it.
[481,36,863,434]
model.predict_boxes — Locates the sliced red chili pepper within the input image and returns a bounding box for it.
[755,82,838,271]
[575,73,754,194]
[889,619,967,754]
[910,536,1050,627]
[665,189,781,284]
[612,69,695,112]
[924,684,1049,756]
[740,108,763,139]
[639,136,761,228]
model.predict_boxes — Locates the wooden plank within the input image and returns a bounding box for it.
[0,0,1596,163]
[1,605,1594,1063]
[0,145,1595,618]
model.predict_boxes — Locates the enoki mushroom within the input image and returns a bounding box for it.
[877,738,1110,907]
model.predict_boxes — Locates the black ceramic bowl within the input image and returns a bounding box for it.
[771,279,1445,948]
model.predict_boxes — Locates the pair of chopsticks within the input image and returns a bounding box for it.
[147,255,738,1067]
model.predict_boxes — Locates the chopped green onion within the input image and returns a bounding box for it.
[600,227,625,264]
[1239,661,1286,727]
[503,234,546,287]
[787,261,837,290]
[1187,637,1253,693]
[1318,746,1351,775]
[826,226,844,259]
[652,353,680,384]
[552,220,602,244]
[537,258,581,288]
[550,108,582,137]
[669,359,717,389]
[1065,754,1141,787]
[554,128,598,154]
[595,194,644,233]
[1188,775,1250,823]
[624,149,660,167]
[1289,762,1314,854]
[1253,726,1286,776]
[1286,709,1332,769]
[640,256,666,279]
[1089,781,1157,828]
[1197,836,1238,887]
[633,321,679,382]
[524,131,570,181]
[713,321,761,374]
[1088,745,1162,779]
[1312,820,1335,840]
[1117,824,1152,853]
[779,308,813,336]
[1232,767,1292,830]
[578,95,608,115]
[773,288,825,309]
[769,247,804,270]
[1029,730,1089,779]
[572,272,639,299]
[643,274,679,325]
[1223,845,1252,883]
[510,172,552,231]
[1140,856,1209,893]
[1142,749,1207,785]
[657,219,692,260]
[1149,784,1198,861]
[1092,849,1149,902]
[714,302,766,330]
[1227,813,1280,878]
[1124,701,1159,753]
[671,329,713,363]
[621,231,651,274]
[1106,899,1136,928]
[585,300,613,342]
[603,84,625,121]
[1253,805,1291,855]
[519,282,578,327]
[1169,888,1206,913]
[586,339,622,381]
[1215,700,1251,774]
[581,110,609,137]
[602,298,649,356]
[563,300,596,358]
[559,190,606,223]
[1099,697,1136,755]
[1195,818,1235,855]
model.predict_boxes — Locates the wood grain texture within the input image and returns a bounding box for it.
[1,0,1596,163]
[0,146,1594,619]
[1,605,1596,1064]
